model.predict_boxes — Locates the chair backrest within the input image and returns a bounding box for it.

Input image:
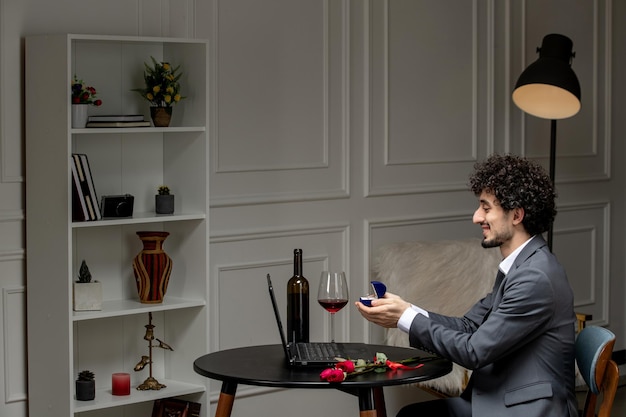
[575,325,619,417]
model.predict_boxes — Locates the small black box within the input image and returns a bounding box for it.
[101,194,134,218]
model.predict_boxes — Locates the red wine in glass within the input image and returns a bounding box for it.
[317,271,348,342]
[318,298,349,313]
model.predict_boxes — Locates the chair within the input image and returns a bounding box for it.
[575,326,620,417]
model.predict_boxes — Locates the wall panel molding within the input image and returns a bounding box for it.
[555,201,610,326]
[3,286,26,404]
[0,211,24,262]
[210,223,350,348]
[366,0,495,197]
[0,0,24,183]
[210,0,350,206]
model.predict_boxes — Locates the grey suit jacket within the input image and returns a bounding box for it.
[409,235,578,417]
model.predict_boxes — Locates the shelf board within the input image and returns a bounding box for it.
[72,297,206,321]
[73,379,206,412]
[72,126,206,134]
[72,211,206,228]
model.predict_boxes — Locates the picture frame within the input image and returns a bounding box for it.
[151,398,201,417]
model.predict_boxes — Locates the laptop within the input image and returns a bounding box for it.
[266,274,370,367]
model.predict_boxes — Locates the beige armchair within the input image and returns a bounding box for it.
[372,238,589,398]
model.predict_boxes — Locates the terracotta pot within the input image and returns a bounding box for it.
[150,107,172,127]
[132,231,172,303]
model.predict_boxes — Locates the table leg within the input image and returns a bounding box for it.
[358,387,381,417]
[215,381,238,417]
[373,387,387,417]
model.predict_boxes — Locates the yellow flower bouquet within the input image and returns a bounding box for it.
[133,56,185,108]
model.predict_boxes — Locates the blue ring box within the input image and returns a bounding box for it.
[359,281,387,306]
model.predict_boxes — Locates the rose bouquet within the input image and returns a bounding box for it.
[71,76,102,106]
[319,352,424,383]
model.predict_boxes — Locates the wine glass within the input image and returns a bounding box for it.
[317,271,349,343]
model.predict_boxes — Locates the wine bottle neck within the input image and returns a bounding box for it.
[293,249,303,276]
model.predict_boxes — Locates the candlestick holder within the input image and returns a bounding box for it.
[134,312,173,390]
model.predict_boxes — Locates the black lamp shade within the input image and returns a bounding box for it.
[512,34,581,119]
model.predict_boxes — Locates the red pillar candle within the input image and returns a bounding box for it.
[112,372,131,395]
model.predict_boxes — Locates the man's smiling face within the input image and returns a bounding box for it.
[472,190,514,249]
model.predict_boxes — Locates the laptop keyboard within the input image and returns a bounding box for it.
[296,342,346,361]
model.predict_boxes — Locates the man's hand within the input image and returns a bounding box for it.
[355,292,411,328]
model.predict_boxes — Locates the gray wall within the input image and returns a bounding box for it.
[0,1,623,416]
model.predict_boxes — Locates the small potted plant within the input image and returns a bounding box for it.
[71,76,102,128]
[155,185,175,214]
[132,57,185,127]
[73,260,102,311]
[75,370,95,401]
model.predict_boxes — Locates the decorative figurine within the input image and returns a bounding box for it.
[134,312,173,390]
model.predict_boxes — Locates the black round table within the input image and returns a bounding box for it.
[193,344,451,417]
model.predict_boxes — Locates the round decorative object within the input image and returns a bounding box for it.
[150,107,173,127]
[71,104,89,128]
[132,231,172,303]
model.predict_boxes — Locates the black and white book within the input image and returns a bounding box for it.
[78,154,101,220]
[87,114,145,122]
[71,154,100,220]
[71,157,89,221]
[71,154,94,220]
[86,120,151,128]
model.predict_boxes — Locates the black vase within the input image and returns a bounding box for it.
[76,379,95,401]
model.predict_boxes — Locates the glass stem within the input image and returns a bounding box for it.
[330,312,335,343]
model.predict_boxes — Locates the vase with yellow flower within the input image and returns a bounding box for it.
[132,57,185,127]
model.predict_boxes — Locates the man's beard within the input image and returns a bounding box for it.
[480,227,513,248]
[481,237,503,248]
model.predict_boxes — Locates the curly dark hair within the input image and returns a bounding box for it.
[468,154,556,236]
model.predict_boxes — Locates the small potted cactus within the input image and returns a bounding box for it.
[75,370,95,401]
[155,185,175,214]
[72,260,102,311]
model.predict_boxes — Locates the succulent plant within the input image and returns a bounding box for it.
[77,370,95,381]
[77,260,92,283]
[157,185,170,195]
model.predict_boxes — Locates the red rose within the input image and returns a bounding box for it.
[336,361,355,373]
[94,99,102,106]
[320,368,346,382]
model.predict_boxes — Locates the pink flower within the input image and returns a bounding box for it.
[320,368,346,382]
[336,360,355,373]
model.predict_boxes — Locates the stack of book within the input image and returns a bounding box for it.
[71,153,101,221]
[86,114,151,128]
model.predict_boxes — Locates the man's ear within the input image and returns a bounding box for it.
[512,207,525,225]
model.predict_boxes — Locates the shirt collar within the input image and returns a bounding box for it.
[498,235,535,275]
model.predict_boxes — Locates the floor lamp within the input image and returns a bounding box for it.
[512,33,582,251]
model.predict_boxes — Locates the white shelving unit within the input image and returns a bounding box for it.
[25,34,209,416]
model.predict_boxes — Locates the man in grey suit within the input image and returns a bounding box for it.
[356,154,578,417]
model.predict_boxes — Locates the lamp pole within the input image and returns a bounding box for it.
[547,119,557,251]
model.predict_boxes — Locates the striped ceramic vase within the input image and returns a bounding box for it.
[132,231,173,303]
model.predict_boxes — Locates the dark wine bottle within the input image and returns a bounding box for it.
[287,248,309,343]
